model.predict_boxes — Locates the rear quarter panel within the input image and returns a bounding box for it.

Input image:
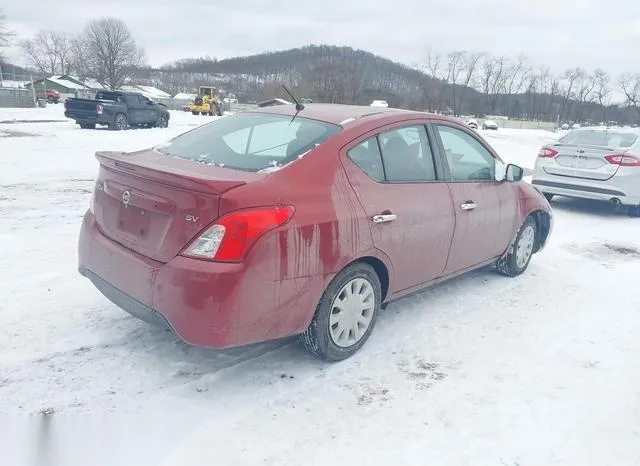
[219,131,390,336]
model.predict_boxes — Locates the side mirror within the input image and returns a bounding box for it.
[505,164,524,182]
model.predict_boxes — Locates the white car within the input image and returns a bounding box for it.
[532,127,640,216]
[482,119,498,130]
[370,100,389,108]
[467,118,479,130]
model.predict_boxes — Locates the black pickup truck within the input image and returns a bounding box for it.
[64,90,170,130]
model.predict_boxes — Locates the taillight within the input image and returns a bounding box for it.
[538,147,558,158]
[96,104,103,115]
[604,154,640,167]
[182,206,295,262]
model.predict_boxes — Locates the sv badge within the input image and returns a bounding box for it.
[185,215,199,223]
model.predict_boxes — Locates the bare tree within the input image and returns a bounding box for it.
[20,31,73,75]
[453,51,483,115]
[446,51,466,115]
[0,8,15,60]
[618,73,640,112]
[422,46,447,111]
[73,18,145,89]
[479,54,507,114]
[504,54,530,96]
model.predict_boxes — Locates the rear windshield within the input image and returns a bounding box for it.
[156,113,340,172]
[95,91,124,102]
[558,130,638,148]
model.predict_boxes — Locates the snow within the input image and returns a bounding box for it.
[121,85,172,99]
[1,108,640,465]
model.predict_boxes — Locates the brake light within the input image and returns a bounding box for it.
[604,154,640,167]
[96,104,103,115]
[182,206,295,262]
[538,147,558,158]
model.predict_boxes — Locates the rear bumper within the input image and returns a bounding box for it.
[78,211,294,349]
[64,111,111,126]
[532,176,640,206]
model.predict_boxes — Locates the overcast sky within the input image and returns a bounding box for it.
[4,0,640,77]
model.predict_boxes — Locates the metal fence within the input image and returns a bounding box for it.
[0,88,35,108]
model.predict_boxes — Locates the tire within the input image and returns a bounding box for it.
[301,262,382,361]
[543,193,554,202]
[79,123,95,129]
[156,115,169,128]
[496,216,537,277]
[200,112,208,116]
[191,111,198,115]
[111,113,127,131]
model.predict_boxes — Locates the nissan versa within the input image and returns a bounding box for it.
[78,104,553,361]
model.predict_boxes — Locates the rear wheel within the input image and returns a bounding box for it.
[301,262,381,361]
[497,216,537,277]
[111,113,127,131]
[191,111,198,115]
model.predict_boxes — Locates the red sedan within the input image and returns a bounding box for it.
[78,104,552,361]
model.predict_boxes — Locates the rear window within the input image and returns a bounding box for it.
[95,91,123,102]
[156,113,340,172]
[559,130,638,148]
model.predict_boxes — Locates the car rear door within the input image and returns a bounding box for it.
[341,122,455,294]
[431,123,517,274]
[125,94,149,125]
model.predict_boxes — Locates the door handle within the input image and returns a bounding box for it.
[372,214,397,223]
[460,202,477,211]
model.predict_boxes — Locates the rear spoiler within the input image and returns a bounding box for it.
[95,150,250,194]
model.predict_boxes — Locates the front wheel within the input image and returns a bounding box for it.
[496,216,537,277]
[156,115,169,128]
[301,262,381,361]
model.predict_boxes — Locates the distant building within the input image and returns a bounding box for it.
[25,76,87,94]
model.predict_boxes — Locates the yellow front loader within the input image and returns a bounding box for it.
[188,86,223,116]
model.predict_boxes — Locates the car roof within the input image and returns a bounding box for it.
[246,103,445,126]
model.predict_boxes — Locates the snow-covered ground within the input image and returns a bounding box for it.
[1,106,640,465]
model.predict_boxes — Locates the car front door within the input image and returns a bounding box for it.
[341,123,456,294]
[432,123,517,274]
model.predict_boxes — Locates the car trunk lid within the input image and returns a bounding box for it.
[544,143,622,181]
[93,149,259,263]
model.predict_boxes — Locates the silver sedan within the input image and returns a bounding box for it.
[532,127,640,216]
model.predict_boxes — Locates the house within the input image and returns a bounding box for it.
[56,75,106,91]
[25,76,87,94]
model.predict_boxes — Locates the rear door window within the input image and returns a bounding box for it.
[378,125,437,182]
[347,137,384,181]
